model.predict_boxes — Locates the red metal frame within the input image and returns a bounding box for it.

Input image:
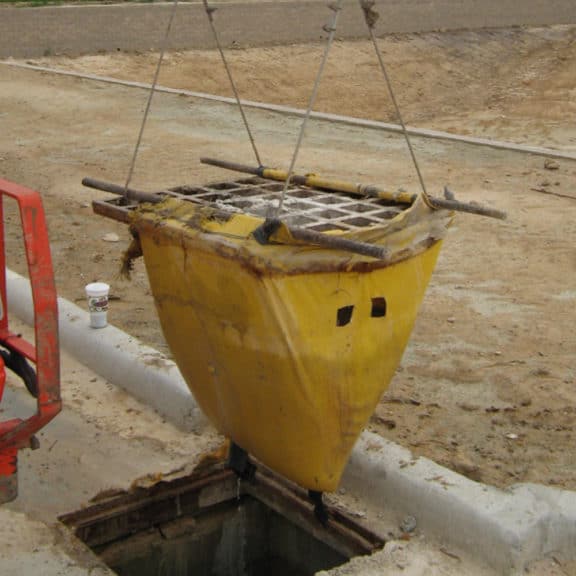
[0,179,61,501]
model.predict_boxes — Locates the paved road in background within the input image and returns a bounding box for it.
[1,0,576,58]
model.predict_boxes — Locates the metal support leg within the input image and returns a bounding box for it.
[309,489,329,526]
[227,441,255,481]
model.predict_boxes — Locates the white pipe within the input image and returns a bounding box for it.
[6,269,203,432]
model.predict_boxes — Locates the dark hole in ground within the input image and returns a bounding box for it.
[100,496,345,576]
[60,468,384,576]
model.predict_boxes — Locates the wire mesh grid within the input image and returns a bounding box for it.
[170,177,406,232]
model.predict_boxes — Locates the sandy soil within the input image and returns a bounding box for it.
[1,25,575,503]
[33,26,576,150]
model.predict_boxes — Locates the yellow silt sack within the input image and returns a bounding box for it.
[129,196,451,491]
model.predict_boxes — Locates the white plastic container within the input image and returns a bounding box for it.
[85,282,110,329]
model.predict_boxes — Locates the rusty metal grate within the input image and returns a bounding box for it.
[93,177,406,231]
[172,177,405,232]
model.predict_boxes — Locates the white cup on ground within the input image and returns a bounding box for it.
[85,282,110,328]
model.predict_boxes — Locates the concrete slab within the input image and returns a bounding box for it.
[0,509,114,575]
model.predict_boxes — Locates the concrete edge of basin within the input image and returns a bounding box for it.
[344,432,576,573]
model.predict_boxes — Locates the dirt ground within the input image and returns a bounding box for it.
[33,25,576,149]
[2,24,576,500]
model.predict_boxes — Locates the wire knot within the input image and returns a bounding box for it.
[253,218,282,245]
[360,0,379,29]
[203,1,217,19]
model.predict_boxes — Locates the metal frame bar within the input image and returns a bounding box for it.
[0,179,61,450]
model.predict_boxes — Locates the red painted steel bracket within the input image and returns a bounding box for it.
[0,179,61,503]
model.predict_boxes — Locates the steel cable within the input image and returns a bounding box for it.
[359,0,433,206]
[123,0,180,197]
[274,0,345,218]
[202,1,263,167]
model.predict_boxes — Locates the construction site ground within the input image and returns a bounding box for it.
[1,24,575,575]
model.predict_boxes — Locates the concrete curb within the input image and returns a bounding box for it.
[7,269,203,432]
[4,61,576,163]
[344,432,576,573]
[8,270,576,573]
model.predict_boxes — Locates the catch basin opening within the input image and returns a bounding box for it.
[60,467,384,576]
